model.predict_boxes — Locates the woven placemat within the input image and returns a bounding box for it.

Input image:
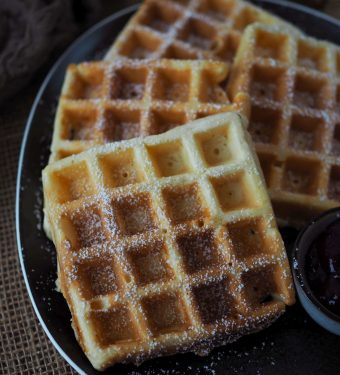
[1,3,339,375]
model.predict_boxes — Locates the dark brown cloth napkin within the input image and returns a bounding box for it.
[0,0,100,103]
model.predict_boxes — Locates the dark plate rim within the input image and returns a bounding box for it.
[15,1,340,374]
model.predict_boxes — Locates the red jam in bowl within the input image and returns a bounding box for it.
[306,220,340,316]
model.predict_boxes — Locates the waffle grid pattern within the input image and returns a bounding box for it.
[43,114,294,370]
[105,0,300,63]
[50,59,248,163]
[228,23,340,226]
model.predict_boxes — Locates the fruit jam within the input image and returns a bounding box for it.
[306,220,340,316]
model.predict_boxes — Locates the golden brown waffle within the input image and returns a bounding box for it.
[43,113,294,370]
[228,23,340,227]
[105,0,301,63]
[50,59,249,163]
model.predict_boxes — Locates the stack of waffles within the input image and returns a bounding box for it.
[42,0,339,370]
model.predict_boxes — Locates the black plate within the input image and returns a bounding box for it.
[16,1,340,374]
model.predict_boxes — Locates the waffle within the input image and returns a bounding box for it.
[228,23,340,227]
[49,59,249,163]
[43,112,294,370]
[105,0,301,63]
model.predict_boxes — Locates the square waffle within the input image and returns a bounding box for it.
[228,23,340,227]
[50,59,249,163]
[105,0,301,63]
[43,112,294,370]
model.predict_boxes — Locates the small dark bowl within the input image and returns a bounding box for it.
[293,207,340,335]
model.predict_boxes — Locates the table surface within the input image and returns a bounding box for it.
[1,1,339,374]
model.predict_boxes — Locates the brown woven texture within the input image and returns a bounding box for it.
[0,3,338,375]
